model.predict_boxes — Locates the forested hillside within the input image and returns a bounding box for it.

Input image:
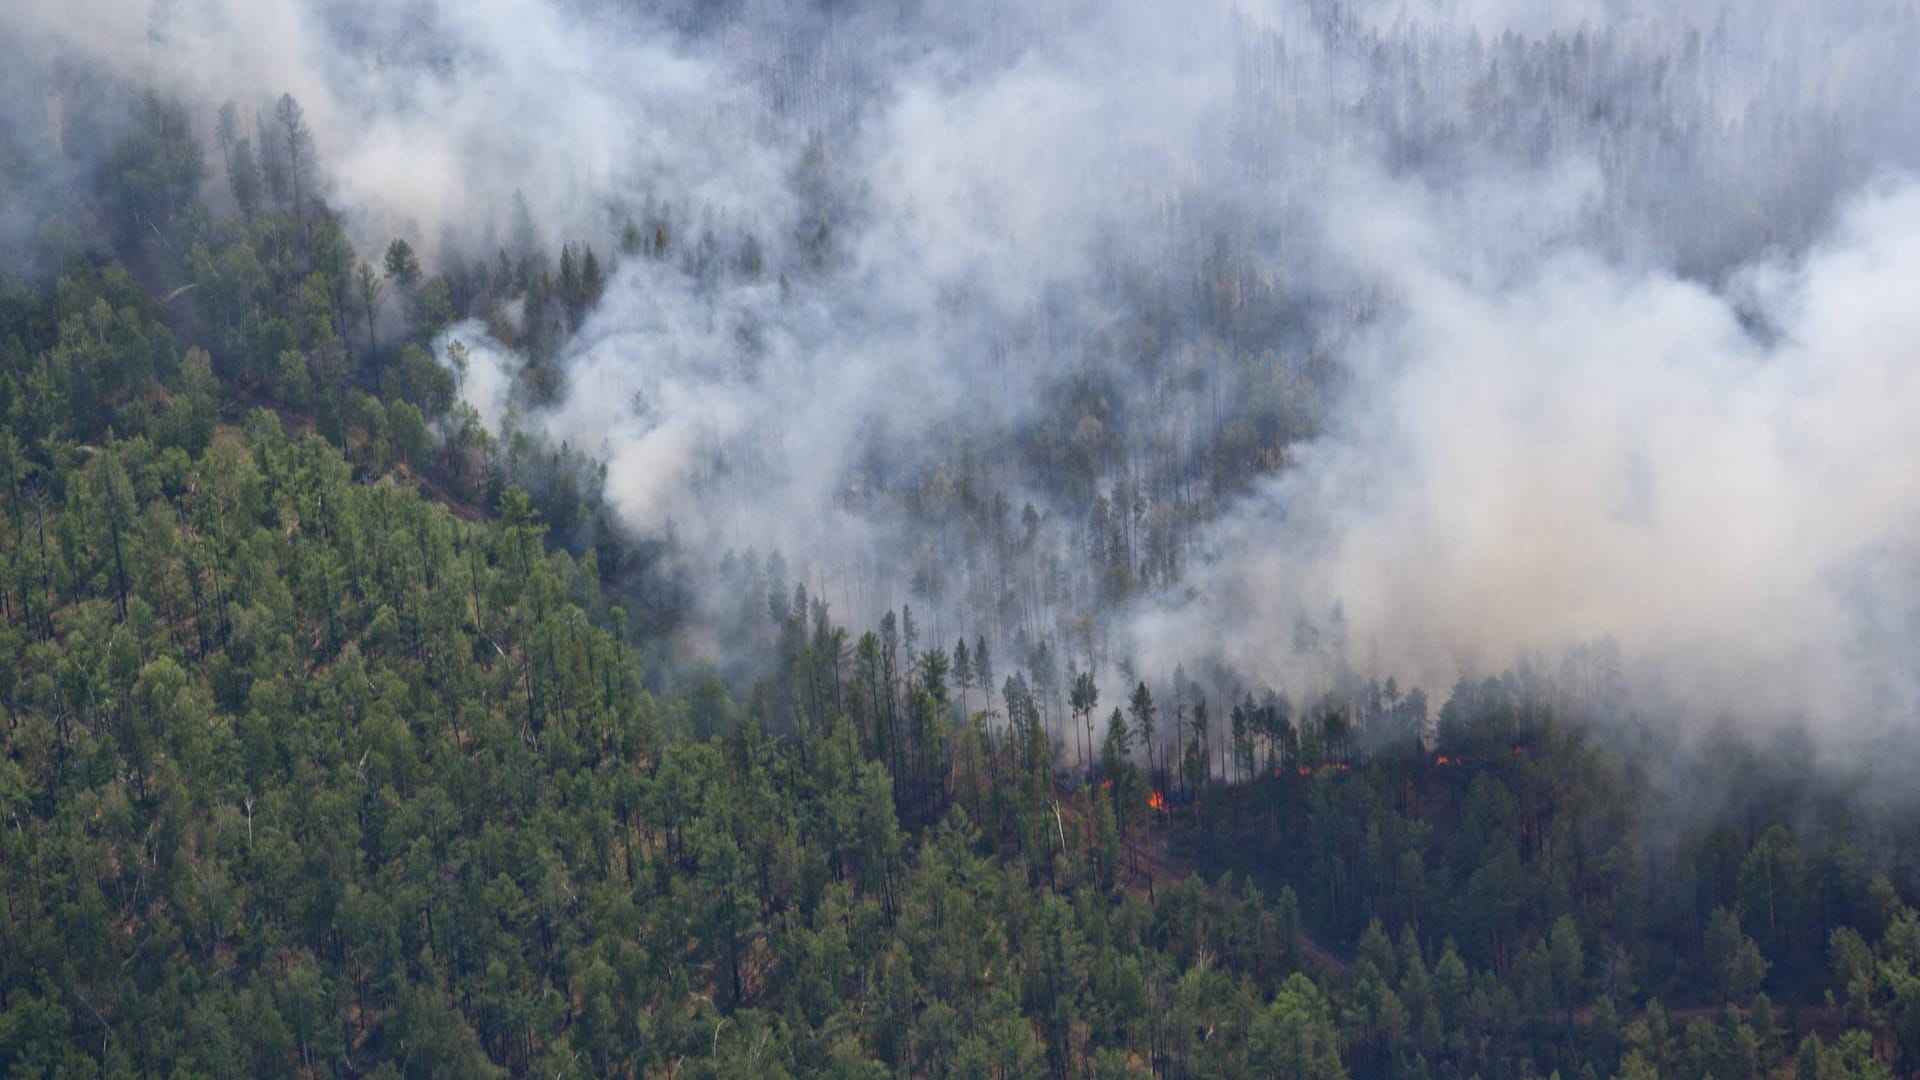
[8,254,1920,1078]
[8,2,1920,1078]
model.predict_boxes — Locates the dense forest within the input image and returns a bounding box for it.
[9,1,1920,1077]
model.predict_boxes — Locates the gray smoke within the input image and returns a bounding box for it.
[14,0,1920,743]
[1133,176,1920,740]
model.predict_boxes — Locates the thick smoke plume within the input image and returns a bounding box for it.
[1136,177,1920,737]
[12,0,1920,743]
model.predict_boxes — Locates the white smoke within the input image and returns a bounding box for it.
[1134,175,1920,735]
[17,0,1920,740]
[10,0,786,255]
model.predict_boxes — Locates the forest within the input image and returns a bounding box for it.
[8,0,1920,1077]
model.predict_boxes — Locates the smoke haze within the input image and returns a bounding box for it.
[1137,177,1920,735]
[12,0,1920,739]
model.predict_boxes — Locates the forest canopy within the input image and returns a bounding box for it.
[7,1,1920,1078]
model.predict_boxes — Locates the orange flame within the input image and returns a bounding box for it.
[1148,790,1167,812]
[1435,755,1452,766]
[1298,767,1313,777]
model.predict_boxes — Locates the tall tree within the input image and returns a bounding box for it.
[1129,682,1158,790]
[227,136,263,219]
[1070,668,1099,775]
[354,261,383,357]
[274,93,314,216]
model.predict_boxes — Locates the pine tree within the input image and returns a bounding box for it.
[1129,682,1157,790]
[274,94,314,216]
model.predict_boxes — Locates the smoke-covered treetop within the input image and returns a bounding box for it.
[10,0,1920,746]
